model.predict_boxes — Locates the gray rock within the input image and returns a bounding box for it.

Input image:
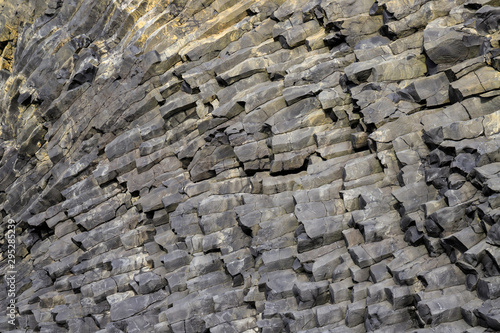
[425,203,467,236]
[254,225,297,251]
[261,246,297,272]
[348,245,374,269]
[343,154,382,182]
[345,300,366,327]
[399,72,450,106]
[93,150,140,184]
[357,211,401,243]
[311,245,346,281]
[302,214,349,246]
[74,194,126,230]
[417,291,475,326]
[442,226,485,258]
[477,276,500,300]
[110,291,165,321]
[370,109,437,143]
[202,226,251,255]
[282,308,317,332]
[165,267,189,293]
[259,269,306,300]
[418,264,466,291]
[321,0,375,21]
[461,299,483,327]
[161,250,192,273]
[198,211,238,234]
[367,279,395,306]
[3,0,500,332]
[270,145,316,174]
[476,298,500,330]
[134,271,166,294]
[265,97,326,135]
[216,58,268,86]
[345,51,426,84]
[68,317,101,333]
[366,301,413,331]
[189,253,223,275]
[159,91,197,119]
[105,128,142,160]
[450,67,500,102]
[444,182,478,207]
[392,181,438,214]
[424,26,485,67]
[292,280,330,307]
[204,306,257,330]
[487,222,500,246]
[278,20,322,49]
[48,233,80,260]
[329,279,353,304]
[234,140,270,164]
[186,270,232,292]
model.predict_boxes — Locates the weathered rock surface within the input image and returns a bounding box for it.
[1,0,500,332]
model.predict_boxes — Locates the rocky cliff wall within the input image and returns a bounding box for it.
[1,0,500,332]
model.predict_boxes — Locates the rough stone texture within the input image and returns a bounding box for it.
[1,0,500,332]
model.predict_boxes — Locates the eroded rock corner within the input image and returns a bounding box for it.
[1,0,500,332]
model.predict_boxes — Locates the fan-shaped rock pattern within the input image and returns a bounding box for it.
[1,0,500,332]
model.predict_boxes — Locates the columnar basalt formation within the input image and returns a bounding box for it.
[0,0,500,332]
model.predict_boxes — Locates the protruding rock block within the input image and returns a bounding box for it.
[417,291,475,326]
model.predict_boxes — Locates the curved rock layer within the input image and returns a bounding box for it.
[1,0,500,332]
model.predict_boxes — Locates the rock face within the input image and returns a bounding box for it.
[0,0,500,332]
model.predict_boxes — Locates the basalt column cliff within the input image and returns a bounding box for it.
[1,0,500,332]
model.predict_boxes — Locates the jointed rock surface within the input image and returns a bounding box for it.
[1,0,500,332]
